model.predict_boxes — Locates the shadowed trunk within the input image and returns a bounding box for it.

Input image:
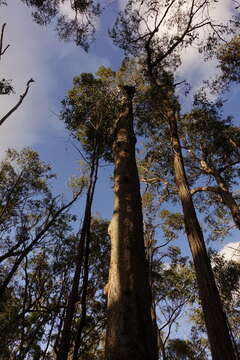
[105,86,158,360]
[168,111,237,360]
[56,149,99,360]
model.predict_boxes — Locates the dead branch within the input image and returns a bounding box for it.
[0,22,10,60]
[0,78,34,126]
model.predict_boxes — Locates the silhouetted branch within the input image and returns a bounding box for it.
[0,78,34,126]
[0,22,10,60]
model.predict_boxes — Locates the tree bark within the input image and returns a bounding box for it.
[168,111,237,360]
[105,86,158,360]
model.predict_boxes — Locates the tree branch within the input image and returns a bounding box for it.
[0,22,10,60]
[191,185,221,196]
[0,191,81,298]
[0,78,34,126]
[219,160,240,173]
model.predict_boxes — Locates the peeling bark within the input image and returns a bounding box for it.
[105,86,158,360]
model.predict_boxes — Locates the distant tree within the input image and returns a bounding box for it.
[0,148,80,298]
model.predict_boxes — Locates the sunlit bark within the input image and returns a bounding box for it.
[105,86,158,360]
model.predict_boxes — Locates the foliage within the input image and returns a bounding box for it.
[21,0,102,50]
[61,68,130,162]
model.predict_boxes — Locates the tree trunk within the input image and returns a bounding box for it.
[168,111,237,360]
[105,86,158,360]
[200,159,240,229]
[56,150,99,360]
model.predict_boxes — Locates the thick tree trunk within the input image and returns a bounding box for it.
[200,159,240,229]
[105,86,158,360]
[168,112,237,360]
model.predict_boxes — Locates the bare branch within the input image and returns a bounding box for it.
[0,78,34,126]
[191,185,221,196]
[141,176,169,186]
[0,191,81,297]
[219,160,240,173]
[0,22,10,60]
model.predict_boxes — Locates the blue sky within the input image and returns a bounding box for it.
[0,0,239,267]
[0,0,239,346]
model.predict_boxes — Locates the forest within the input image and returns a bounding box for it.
[0,0,240,359]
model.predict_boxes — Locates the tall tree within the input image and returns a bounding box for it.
[105,85,158,359]
[56,71,119,360]
[111,1,238,358]
[61,69,158,359]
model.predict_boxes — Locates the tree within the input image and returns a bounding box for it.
[56,71,118,360]
[0,148,80,298]
[0,149,81,359]
[110,1,238,357]
[61,69,158,359]
[105,85,158,359]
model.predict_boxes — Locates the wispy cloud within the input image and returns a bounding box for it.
[178,0,233,86]
[0,1,109,156]
[219,242,240,263]
[117,0,234,88]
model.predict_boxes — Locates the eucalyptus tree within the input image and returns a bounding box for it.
[61,68,158,360]
[56,72,117,360]
[189,251,240,358]
[71,217,110,360]
[0,149,80,359]
[0,148,80,298]
[110,1,238,358]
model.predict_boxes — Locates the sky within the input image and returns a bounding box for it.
[0,0,239,265]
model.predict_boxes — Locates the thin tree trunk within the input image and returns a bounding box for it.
[158,331,167,360]
[105,86,158,360]
[168,111,237,360]
[56,148,99,360]
[72,157,99,360]
[42,268,68,360]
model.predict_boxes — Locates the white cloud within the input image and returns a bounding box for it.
[178,0,233,87]
[0,1,109,157]
[60,2,77,19]
[219,242,240,263]
[117,0,234,88]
